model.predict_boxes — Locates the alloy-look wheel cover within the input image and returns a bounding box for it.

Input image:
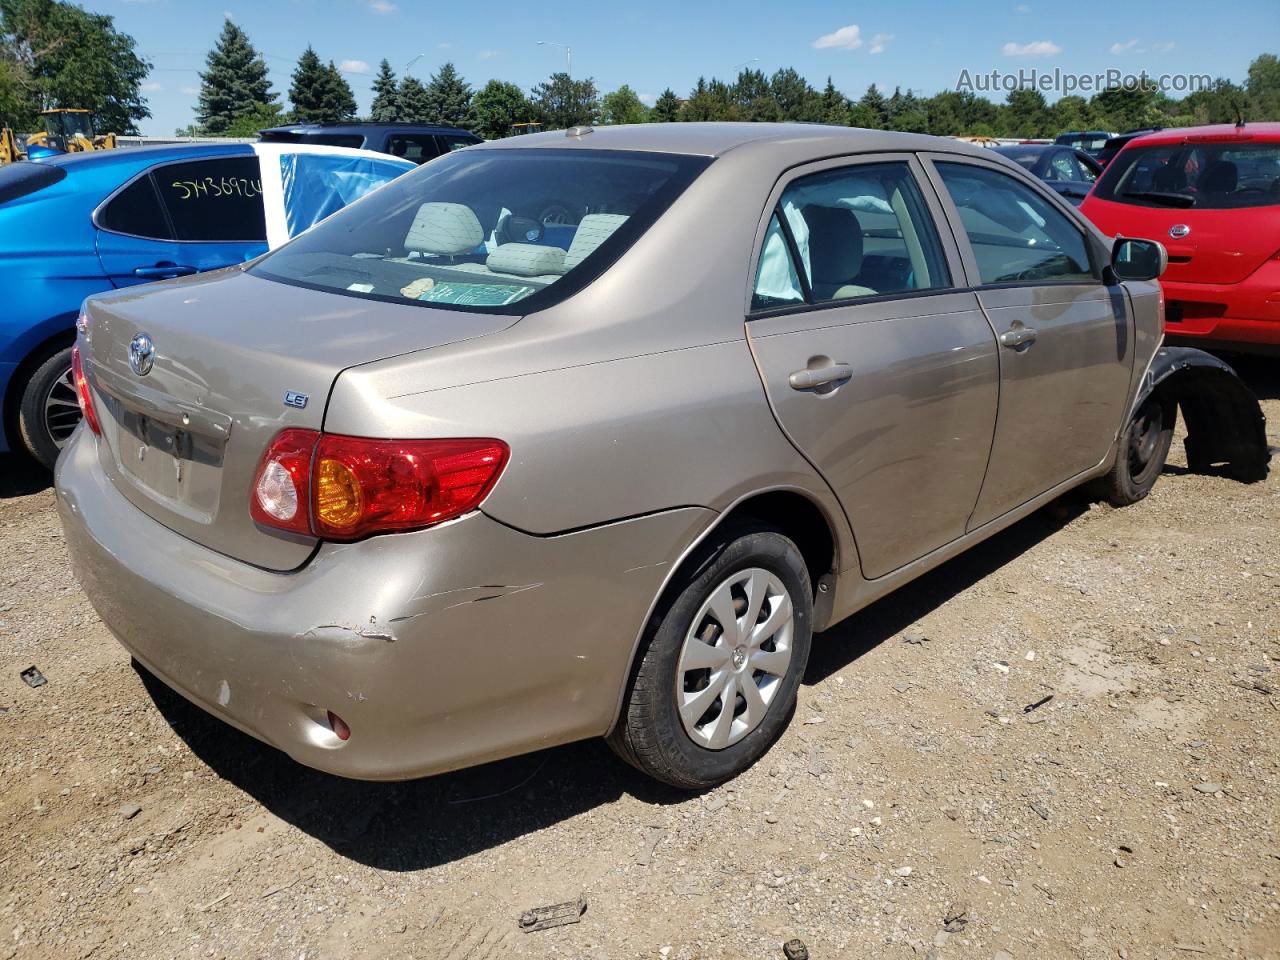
[675,567,795,750]
[43,364,82,448]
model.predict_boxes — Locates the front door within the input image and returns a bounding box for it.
[745,156,1000,580]
[924,157,1134,529]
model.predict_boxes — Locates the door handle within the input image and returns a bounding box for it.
[999,326,1038,349]
[789,362,853,391]
[134,264,197,279]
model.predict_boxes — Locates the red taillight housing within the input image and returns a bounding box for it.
[251,430,508,541]
[70,345,101,436]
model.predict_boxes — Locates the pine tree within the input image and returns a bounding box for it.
[289,45,328,123]
[196,20,275,135]
[321,61,357,122]
[820,77,850,126]
[651,88,681,123]
[369,58,400,121]
[424,62,474,129]
[397,75,431,123]
[472,79,533,139]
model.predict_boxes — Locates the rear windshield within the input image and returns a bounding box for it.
[0,162,67,205]
[1094,140,1280,209]
[250,147,710,314]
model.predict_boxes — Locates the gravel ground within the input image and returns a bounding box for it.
[1,363,1277,960]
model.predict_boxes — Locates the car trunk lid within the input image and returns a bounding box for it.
[81,268,517,571]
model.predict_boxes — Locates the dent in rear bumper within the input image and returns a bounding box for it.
[55,428,712,780]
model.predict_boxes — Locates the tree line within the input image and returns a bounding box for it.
[2,0,1277,141]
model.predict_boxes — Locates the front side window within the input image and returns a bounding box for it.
[386,135,441,163]
[155,157,266,242]
[98,174,171,239]
[935,162,1095,285]
[1049,151,1078,181]
[251,148,711,314]
[764,161,950,306]
[1093,141,1280,209]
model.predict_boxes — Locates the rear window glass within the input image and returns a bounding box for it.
[261,131,365,149]
[156,156,267,242]
[0,163,67,205]
[1095,141,1280,209]
[250,147,711,314]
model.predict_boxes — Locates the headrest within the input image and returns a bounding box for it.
[486,242,567,278]
[564,214,628,272]
[1200,160,1238,195]
[405,202,484,255]
[802,204,864,284]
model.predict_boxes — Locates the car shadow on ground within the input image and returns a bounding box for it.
[1227,354,1280,402]
[0,453,51,498]
[138,491,1094,872]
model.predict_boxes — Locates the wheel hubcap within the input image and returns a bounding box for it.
[1128,402,1162,475]
[43,363,82,448]
[676,567,795,750]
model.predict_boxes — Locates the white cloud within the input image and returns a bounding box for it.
[180,85,198,95]
[813,24,863,51]
[339,59,371,74]
[869,33,893,55]
[437,41,451,49]
[478,49,500,59]
[1002,40,1061,57]
[141,81,162,92]
[1154,40,1175,52]
[638,92,656,106]
[368,0,397,12]
[1109,39,1138,54]
[1015,3,1030,11]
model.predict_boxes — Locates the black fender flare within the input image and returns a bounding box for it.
[1132,346,1271,483]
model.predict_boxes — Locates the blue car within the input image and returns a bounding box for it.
[0,141,414,467]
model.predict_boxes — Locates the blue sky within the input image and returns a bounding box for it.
[105,0,1280,135]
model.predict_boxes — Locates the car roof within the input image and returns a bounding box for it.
[475,122,994,159]
[260,122,477,136]
[1120,122,1280,147]
[43,141,253,173]
[992,144,1053,155]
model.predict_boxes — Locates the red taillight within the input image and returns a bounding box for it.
[70,345,101,436]
[326,711,351,741]
[251,430,508,541]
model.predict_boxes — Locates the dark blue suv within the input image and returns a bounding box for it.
[258,123,482,164]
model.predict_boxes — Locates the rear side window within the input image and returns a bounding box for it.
[386,135,442,164]
[97,174,172,239]
[935,162,1095,285]
[752,214,806,311]
[155,157,266,242]
[440,135,480,152]
[1094,141,1280,209]
[758,161,950,307]
[0,163,66,205]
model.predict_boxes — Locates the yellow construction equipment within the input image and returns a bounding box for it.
[0,126,24,164]
[24,109,117,155]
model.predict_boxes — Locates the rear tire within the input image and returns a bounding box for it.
[609,526,813,789]
[17,345,79,470]
[1097,396,1174,506]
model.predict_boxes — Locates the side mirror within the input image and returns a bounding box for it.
[1110,236,1167,282]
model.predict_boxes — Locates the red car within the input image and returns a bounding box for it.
[1081,123,1280,354]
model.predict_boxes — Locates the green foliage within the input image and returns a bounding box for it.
[531,71,598,129]
[601,84,649,125]
[196,20,274,135]
[424,61,473,129]
[1247,53,1280,119]
[472,78,533,139]
[289,47,355,124]
[369,58,399,122]
[771,67,821,122]
[396,75,430,122]
[1091,83,1165,131]
[819,78,850,126]
[856,84,888,129]
[0,0,151,133]
[221,100,283,138]
[649,88,679,123]
[1001,87,1052,138]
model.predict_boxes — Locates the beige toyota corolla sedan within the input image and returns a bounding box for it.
[56,124,1268,788]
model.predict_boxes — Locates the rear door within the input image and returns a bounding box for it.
[923,155,1134,529]
[95,155,269,286]
[745,155,1000,579]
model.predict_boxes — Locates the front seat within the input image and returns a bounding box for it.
[1199,160,1238,197]
[800,204,876,300]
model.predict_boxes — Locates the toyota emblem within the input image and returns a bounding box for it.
[128,332,155,377]
[1169,224,1191,239]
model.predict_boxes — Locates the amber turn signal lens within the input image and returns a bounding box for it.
[316,458,364,531]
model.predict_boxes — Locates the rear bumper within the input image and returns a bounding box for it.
[1161,259,1280,351]
[56,427,710,780]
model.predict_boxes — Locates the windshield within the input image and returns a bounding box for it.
[1094,140,1280,209]
[251,147,711,314]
